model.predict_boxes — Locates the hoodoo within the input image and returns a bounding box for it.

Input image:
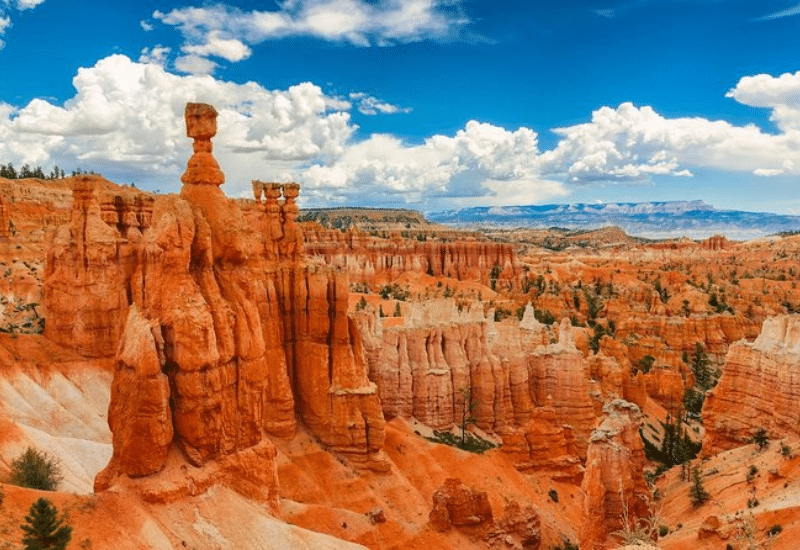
[39,103,392,493]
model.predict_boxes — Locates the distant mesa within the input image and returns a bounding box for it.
[428,200,800,240]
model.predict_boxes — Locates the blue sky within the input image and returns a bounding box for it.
[1,0,800,213]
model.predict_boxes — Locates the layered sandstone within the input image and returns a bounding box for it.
[524,319,598,457]
[304,226,520,286]
[359,300,514,430]
[429,477,493,531]
[580,400,650,550]
[43,177,130,357]
[702,314,800,455]
[359,301,596,470]
[40,103,390,492]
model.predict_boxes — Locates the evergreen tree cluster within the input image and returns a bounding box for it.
[0,163,98,180]
[690,342,717,391]
[641,413,701,468]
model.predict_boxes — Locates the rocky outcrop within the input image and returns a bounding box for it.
[614,313,758,361]
[702,314,800,455]
[359,300,520,432]
[43,177,130,357]
[429,477,493,531]
[360,302,596,473]
[524,319,597,457]
[579,400,649,550]
[500,403,583,482]
[484,500,541,550]
[43,103,390,492]
[0,194,10,239]
[304,227,520,286]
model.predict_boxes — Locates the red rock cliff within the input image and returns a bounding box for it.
[43,177,130,357]
[304,226,520,286]
[359,301,596,472]
[40,103,390,491]
[580,400,650,550]
[702,314,800,455]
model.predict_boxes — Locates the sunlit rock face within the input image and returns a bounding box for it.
[304,225,521,287]
[702,314,800,456]
[359,302,596,475]
[42,103,388,492]
[580,400,649,550]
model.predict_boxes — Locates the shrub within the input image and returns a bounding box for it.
[746,464,758,483]
[767,524,783,537]
[21,498,72,550]
[533,308,556,325]
[636,355,655,374]
[9,447,62,491]
[780,442,792,457]
[658,524,669,537]
[752,428,769,450]
[548,489,559,503]
[425,430,496,454]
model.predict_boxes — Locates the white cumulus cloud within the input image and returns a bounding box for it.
[14,0,46,10]
[348,92,411,115]
[299,120,566,206]
[181,30,251,62]
[0,16,9,48]
[152,0,470,73]
[139,45,171,66]
[726,70,800,132]
[538,98,800,183]
[0,55,355,195]
[5,55,800,210]
[0,54,569,209]
[174,54,218,75]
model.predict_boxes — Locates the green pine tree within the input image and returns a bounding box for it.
[691,342,714,391]
[21,498,72,550]
[689,467,710,507]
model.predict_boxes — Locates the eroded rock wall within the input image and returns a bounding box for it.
[579,400,650,550]
[40,104,389,491]
[702,314,800,455]
[304,227,520,286]
[360,301,597,471]
[43,177,130,357]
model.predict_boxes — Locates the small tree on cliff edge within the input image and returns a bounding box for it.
[21,498,72,550]
[458,386,478,445]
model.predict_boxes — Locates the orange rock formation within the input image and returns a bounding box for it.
[702,314,800,455]
[429,477,493,531]
[39,103,392,492]
[580,400,650,550]
[304,226,520,286]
